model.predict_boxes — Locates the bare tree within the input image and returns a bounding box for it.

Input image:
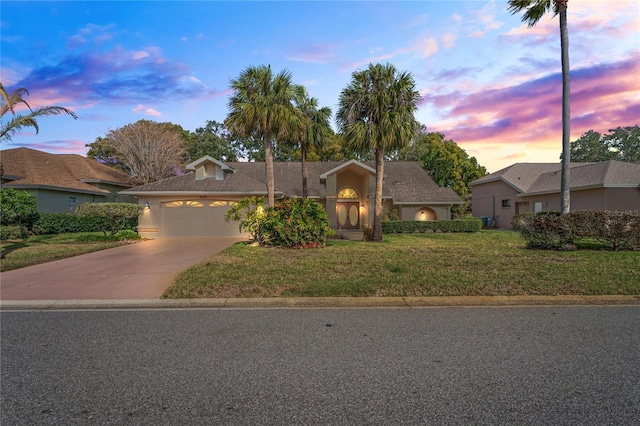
[103,120,185,185]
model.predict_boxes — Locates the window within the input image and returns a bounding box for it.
[501,199,511,208]
[68,197,76,213]
[338,188,358,199]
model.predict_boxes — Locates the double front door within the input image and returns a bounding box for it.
[337,202,360,229]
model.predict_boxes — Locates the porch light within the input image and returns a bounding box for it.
[420,211,425,218]
[144,201,150,210]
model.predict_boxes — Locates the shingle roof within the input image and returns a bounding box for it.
[526,161,640,194]
[124,160,462,203]
[1,147,132,194]
[470,161,640,195]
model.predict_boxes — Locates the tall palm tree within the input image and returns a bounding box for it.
[336,63,420,241]
[225,65,304,206]
[294,88,333,198]
[508,0,571,214]
[0,82,77,177]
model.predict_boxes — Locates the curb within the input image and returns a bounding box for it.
[1,295,639,311]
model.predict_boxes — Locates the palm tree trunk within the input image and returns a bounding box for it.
[263,131,275,207]
[373,148,384,241]
[559,3,571,214]
[301,146,308,198]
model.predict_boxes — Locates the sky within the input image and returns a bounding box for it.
[1,0,638,173]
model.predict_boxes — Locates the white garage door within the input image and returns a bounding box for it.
[161,200,243,237]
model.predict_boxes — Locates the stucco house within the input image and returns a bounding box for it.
[0,147,135,213]
[122,156,463,238]
[470,161,640,228]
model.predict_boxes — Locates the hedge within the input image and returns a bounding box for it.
[382,218,482,234]
[32,212,138,235]
[512,210,640,251]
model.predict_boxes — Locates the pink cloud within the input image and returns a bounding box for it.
[132,104,162,117]
[425,54,639,170]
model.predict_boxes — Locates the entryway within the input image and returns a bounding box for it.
[337,202,360,229]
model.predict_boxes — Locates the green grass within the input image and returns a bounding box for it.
[164,231,640,298]
[0,232,139,272]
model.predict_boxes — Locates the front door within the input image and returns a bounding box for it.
[337,202,360,229]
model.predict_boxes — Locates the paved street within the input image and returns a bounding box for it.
[2,306,639,425]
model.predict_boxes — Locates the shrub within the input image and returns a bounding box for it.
[225,197,334,247]
[0,188,39,229]
[259,198,334,247]
[32,212,138,235]
[512,212,574,249]
[76,203,143,236]
[381,218,482,234]
[512,210,640,251]
[0,225,28,240]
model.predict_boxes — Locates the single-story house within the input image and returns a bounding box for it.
[0,147,135,213]
[470,161,640,228]
[122,156,463,238]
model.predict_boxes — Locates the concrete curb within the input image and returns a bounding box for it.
[1,295,639,311]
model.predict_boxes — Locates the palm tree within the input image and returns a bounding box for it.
[508,0,571,214]
[294,88,333,198]
[0,82,77,143]
[0,82,77,177]
[225,65,304,206]
[336,63,420,241]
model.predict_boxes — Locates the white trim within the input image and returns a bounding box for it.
[185,156,235,173]
[319,159,377,179]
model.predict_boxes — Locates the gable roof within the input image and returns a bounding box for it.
[123,160,462,204]
[470,161,640,195]
[1,147,132,194]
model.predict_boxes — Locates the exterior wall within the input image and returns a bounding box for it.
[471,180,520,228]
[399,205,450,221]
[4,185,134,213]
[25,188,103,213]
[520,187,640,213]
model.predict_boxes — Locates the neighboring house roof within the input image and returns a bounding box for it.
[470,161,640,195]
[0,147,132,194]
[123,159,462,204]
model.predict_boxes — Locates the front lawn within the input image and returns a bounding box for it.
[0,233,138,272]
[164,231,640,298]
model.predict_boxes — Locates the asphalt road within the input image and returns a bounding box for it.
[2,306,639,425]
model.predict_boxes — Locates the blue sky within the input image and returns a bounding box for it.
[1,0,638,172]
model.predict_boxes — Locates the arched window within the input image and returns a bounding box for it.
[338,188,358,199]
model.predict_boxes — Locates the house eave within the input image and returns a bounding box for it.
[2,183,110,195]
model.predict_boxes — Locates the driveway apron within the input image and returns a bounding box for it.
[0,237,244,300]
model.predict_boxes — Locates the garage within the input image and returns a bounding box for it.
[161,200,244,237]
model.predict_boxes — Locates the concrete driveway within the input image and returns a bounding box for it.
[0,237,244,301]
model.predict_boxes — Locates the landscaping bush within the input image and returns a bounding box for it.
[225,197,333,247]
[76,203,143,236]
[0,188,39,229]
[512,210,640,251]
[0,224,28,240]
[512,212,574,249]
[32,212,138,235]
[382,217,482,234]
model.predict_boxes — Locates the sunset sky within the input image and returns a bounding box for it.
[1,0,638,172]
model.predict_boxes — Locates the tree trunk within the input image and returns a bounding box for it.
[301,146,308,198]
[559,4,571,214]
[263,131,275,207]
[373,149,384,242]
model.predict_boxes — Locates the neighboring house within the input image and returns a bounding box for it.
[470,161,640,228]
[121,156,463,238]
[0,147,135,213]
